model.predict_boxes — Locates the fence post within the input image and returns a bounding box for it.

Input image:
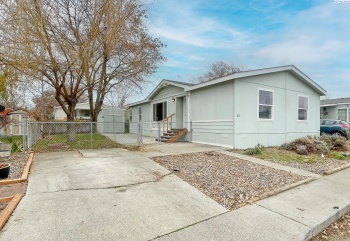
[190,120,192,142]
[158,121,161,144]
[28,121,31,151]
[140,122,143,144]
[137,122,140,146]
[22,120,27,152]
[90,122,93,149]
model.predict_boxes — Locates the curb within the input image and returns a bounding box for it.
[0,194,23,230]
[0,152,35,231]
[323,162,350,176]
[0,152,34,185]
[234,177,316,209]
[310,202,350,239]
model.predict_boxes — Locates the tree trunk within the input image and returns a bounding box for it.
[67,105,76,142]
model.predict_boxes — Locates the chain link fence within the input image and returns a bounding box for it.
[21,120,235,151]
[24,121,142,151]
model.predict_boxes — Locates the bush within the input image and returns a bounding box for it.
[289,137,317,154]
[320,134,347,151]
[288,134,347,155]
[245,144,264,155]
[280,142,291,150]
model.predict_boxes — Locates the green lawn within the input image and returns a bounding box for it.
[32,133,122,151]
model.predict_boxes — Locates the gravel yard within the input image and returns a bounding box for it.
[0,153,28,180]
[152,151,307,210]
[266,159,350,175]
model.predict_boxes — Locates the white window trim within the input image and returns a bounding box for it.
[297,94,309,122]
[257,88,274,121]
[138,106,142,122]
[152,100,168,121]
[337,108,348,122]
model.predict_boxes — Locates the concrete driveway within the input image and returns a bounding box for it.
[0,148,227,241]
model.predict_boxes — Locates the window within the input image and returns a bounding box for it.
[338,109,347,122]
[258,89,273,120]
[298,95,308,121]
[138,106,142,122]
[129,108,132,122]
[153,101,167,121]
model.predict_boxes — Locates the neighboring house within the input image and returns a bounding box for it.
[0,109,30,136]
[53,102,125,133]
[127,65,326,149]
[320,98,350,122]
[54,102,92,121]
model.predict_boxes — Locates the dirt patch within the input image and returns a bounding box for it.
[0,202,8,213]
[152,151,306,210]
[0,183,27,199]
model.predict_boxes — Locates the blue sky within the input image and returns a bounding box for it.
[134,0,350,100]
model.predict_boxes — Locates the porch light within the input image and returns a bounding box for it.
[171,98,175,102]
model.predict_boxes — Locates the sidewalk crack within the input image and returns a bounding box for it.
[27,172,173,195]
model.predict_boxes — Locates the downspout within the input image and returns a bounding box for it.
[284,72,287,143]
[233,80,236,149]
[187,91,191,125]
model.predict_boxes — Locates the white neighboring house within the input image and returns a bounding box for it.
[53,102,125,133]
[127,65,327,149]
[320,98,350,122]
[54,102,92,121]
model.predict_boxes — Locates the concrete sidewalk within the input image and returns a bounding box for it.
[156,166,350,241]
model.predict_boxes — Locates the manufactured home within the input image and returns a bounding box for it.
[127,65,326,149]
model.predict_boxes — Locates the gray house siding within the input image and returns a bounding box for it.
[151,85,184,101]
[234,72,320,149]
[190,81,235,148]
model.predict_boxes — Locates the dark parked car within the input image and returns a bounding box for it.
[320,119,349,139]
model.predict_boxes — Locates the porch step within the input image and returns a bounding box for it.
[160,128,188,143]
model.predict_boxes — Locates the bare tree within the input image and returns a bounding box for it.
[0,0,165,124]
[192,61,247,84]
[0,66,28,109]
[321,93,332,100]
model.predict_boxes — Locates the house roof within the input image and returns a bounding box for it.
[186,65,326,95]
[321,97,350,106]
[126,79,193,107]
[54,102,112,110]
[127,65,327,107]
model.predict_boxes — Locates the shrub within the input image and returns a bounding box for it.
[280,142,291,150]
[245,144,264,155]
[288,134,348,155]
[289,137,317,154]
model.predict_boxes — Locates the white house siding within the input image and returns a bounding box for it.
[54,108,66,120]
[234,72,320,149]
[321,106,337,120]
[321,105,350,122]
[190,81,235,148]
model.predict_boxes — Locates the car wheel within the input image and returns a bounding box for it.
[332,132,343,137]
